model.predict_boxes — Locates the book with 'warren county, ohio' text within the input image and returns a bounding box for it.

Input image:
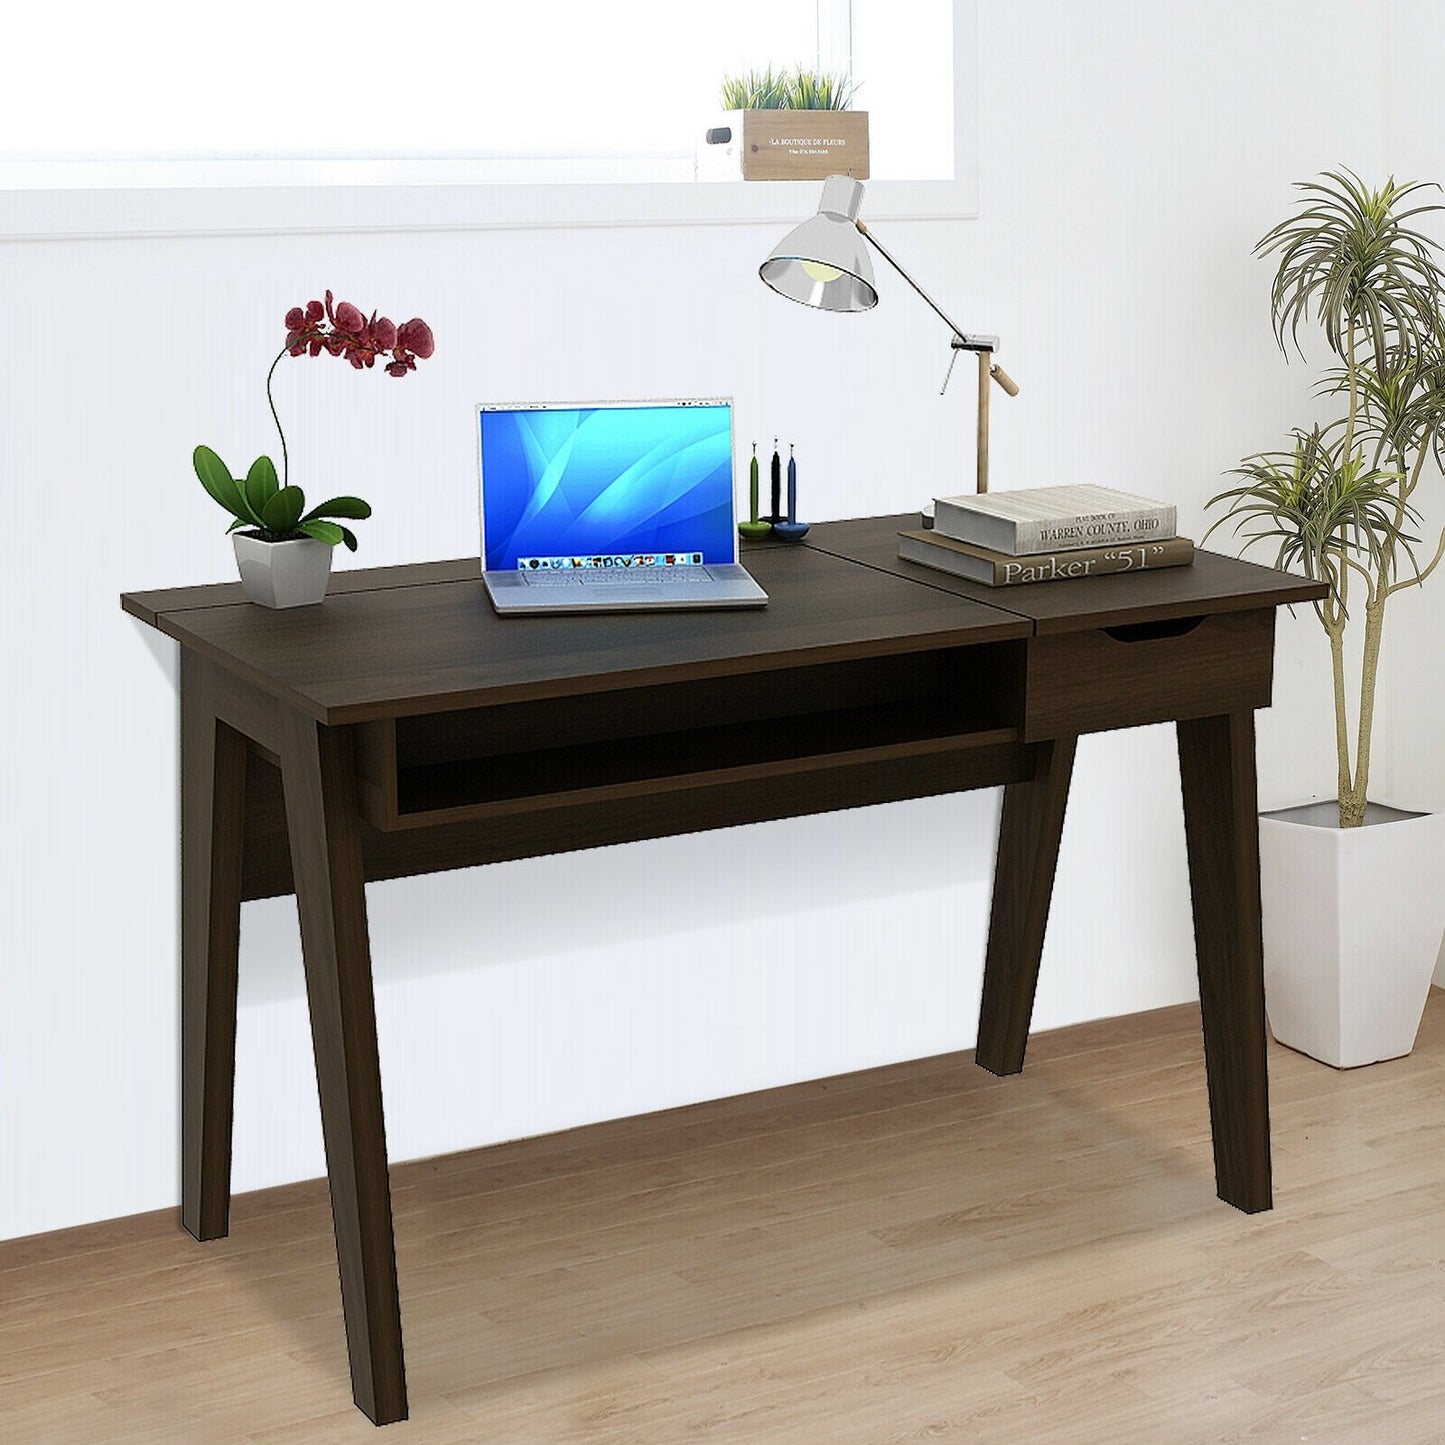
[932,484,1176,556]
[898,528,1195,586]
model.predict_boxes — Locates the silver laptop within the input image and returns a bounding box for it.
[477,398,768,615]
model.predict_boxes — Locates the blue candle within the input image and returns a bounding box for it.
[787,445,797,523]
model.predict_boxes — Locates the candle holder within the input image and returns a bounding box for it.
[773,442,809,541]
[738,439,774,540]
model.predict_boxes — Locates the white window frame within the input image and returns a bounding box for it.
[0,2,977,242]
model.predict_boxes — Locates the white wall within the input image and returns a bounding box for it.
[1378,0,1445,983]
[0,0,1390,1240]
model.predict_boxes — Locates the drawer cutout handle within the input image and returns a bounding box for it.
[1103,615,1206,643]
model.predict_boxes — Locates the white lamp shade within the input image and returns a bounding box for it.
[759,175,878,312]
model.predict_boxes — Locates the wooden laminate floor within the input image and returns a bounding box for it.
[6,994,1445,1443]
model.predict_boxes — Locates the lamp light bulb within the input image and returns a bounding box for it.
[800,260,844,283]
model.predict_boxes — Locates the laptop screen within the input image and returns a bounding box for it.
[478,399,736,572]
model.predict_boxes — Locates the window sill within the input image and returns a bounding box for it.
[0,169,980,242]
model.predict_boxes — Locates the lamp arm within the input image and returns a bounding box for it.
[856,219,1016,494]
[856,221,995,354]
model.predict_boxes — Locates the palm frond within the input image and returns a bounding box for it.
[1204,426,1420,610]
[1256,168,1445,364]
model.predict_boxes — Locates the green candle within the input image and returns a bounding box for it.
[749,442,759,524]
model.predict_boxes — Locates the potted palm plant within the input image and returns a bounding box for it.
[1209,169,1445,1067]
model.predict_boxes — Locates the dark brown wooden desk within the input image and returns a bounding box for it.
[121,517,1325,1426]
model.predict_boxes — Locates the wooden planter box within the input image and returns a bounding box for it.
[698,110,869,182]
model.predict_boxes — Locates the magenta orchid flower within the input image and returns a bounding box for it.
[267,288,435,486]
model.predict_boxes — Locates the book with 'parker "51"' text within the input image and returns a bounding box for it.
[931,484,1176,556]
[898,529,1195,586]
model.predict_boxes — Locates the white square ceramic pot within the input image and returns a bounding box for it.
[232,533,333,609]
[1258,801,1445,1068]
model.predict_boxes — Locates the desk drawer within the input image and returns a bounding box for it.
[1023,607,1276,740]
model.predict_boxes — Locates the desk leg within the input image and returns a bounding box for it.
[279,710,408,1426]
[976,735,1077,1076]
[180,654,248,1242]
[1177,710,1272,1214]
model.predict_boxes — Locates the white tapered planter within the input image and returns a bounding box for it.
[1259,801,1445,1068]
[233,533,333,608]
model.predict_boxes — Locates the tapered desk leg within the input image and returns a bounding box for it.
[279,708,407,1426]
[1177,710,1272,1214]
[180,654,248,1242]
[976,736,1077,1076]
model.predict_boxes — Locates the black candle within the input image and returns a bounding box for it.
[770,438,782,520]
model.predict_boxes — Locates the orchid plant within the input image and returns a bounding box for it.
[194,290,435,550]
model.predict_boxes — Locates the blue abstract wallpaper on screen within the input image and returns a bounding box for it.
[480,403,734,569]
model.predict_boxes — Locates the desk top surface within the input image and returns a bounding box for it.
[122,514,1327,724]
[807,516,1327,634]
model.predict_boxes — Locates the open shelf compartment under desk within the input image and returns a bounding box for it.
[354,642,1025,831]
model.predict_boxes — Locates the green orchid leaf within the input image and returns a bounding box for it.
[194,444,252,522]
[298,519,344,547]
[261,485,306,533]
[244,455,280,517]
[301,495,372,522]
[338,525,359,552]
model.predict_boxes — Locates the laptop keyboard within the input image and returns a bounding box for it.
[522,568,714,587]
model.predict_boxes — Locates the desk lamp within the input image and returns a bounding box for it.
[759,174,1018,493]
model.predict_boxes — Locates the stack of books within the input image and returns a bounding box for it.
[900,484,1193,587]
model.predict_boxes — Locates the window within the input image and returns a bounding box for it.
[0,1,976,236]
